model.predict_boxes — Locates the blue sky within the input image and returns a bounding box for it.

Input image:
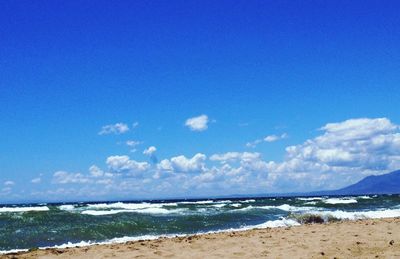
[1,0,400,203]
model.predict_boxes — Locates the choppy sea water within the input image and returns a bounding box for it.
[1,195,400,253]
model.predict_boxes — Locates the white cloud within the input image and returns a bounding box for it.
[1,187,12,194]
[320,118,397,139]
[157,159,174,172]
[98,123,129,135]
[245,139,263,148]
[171,153,207,173]
[264,133,288,142]
[4,181,14,186]
[31,178,41,184]
[264,135,279,142]
[53,171,91,184]
[44,117,400,198]
[143,146,157,156]
[265,117,400,190]
[185,115,209,131]
[284,118,400,170]
[106,155,150,175]
[210,152,261,163]
[89,165,104,177]
[96,179,113,185]
[198,118,400,192]
[158,153,207,174]
[246,133,287,147]
[126,140,141,147]
[53,166,114,185]
[132,122,139,129]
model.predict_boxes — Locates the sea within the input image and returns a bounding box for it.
[1,194,400,254]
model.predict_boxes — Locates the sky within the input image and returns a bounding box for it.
[1,0,400,203]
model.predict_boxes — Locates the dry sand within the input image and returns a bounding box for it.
[2,217,399,259]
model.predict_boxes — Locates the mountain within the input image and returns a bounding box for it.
[330,170,400,195]
[190,170,400,199]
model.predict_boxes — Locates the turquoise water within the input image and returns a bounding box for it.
[1,195,400,253]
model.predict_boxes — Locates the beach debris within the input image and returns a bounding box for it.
[289,213,325,224]
[28,247,39,252]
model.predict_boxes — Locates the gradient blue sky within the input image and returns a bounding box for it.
[1,0,400,202]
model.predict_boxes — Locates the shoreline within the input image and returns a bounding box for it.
[2,217,399,258]
[0,218,300,255]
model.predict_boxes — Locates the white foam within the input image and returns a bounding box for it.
[178,200,215,205]
[258,204,317,212]
[86,202,177,210]
[357,196,372,199]
[323,198,358,204]
[59,205,75,211]
[82,210,128,216]
[81,208,186,216]
[135,208,184,214]
[235,205,254,211]
[309,208,400,220]
[212,204,226,208]
[178,200,232,205]
[0,248,29,255]
[235,204,316,212]
[240,199,256,203]
[297,197,323,201]
[254,218,300,228]
[0,206,49,213]
[304,201,317,205]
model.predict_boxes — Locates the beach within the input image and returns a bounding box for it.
[3,217,399,259]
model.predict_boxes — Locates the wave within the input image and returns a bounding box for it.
[304,201,317,205]
[236,204,317,212]
[86,202,177,210]
[309,208,400,220]
[82,207,187,216]
[297,197,324,201]
[0,248,29,255]
[253,218,300,228]
[239,199,256,203]
[59,205,75,211]
[323,198,358,204]
[0,206,49,213]
[177,200,232,205]
[212,204,226,208]
[0,217,300,255]
[177,200,214,205]
[82,209,131,216]
[357,195,373,199]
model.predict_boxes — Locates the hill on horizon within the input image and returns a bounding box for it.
[314,170,400,196]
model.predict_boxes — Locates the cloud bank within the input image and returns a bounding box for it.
[29,117,400,200]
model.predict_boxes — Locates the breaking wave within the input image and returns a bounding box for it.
[0,206,49,213]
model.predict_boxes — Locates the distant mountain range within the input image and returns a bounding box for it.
[324,169,400,195]
[226,170,400,198]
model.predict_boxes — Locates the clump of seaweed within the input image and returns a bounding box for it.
[288,213,341,224]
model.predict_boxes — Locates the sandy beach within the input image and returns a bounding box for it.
[2,217,399,259]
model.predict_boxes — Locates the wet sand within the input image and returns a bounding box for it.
[3,217,400,258]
